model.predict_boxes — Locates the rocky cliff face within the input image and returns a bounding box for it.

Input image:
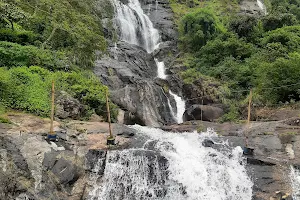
[94,42,176,126]
[94,0,179,126]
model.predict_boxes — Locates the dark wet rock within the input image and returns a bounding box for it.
[51,158,79,184]
[55,91,86,120]
[117,131,135,138]
[43,151,60,170]
[0,136,31,177]
[85,150,107,175]
[202,139,215,147]
[183,105,224,122]
[246,157,276,166]
[94,42,176,126]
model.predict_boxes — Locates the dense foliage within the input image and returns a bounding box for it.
[0,0,117,120]
[174,0,300,120]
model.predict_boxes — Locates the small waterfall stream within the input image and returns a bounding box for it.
[290,166,300,199]
[169,91,185,124]
[154,58,185,123]
[88,126,253,199]
[112,0,185,124]
[112,0,159,53]
[257,0,267,15]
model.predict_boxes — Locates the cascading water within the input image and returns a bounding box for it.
[169,91,185,124]
[154,58,185,123]
[257,0,267,15]
[290,166,300,199]
[154,58,167,79]
[112,0,186,124]
[112,0,159,53]
[88,126,253,199]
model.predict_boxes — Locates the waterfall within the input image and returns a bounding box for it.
[88,126,253,200]
[257,0,267,15]
[112,0,186,123]
[154,58,185,123]
[169,91,186,124]
[290,166,300,199]
[154,58,167,79]
[112,0,159,53]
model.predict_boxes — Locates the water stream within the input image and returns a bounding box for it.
[169,91,185,124]
[112,0,186,124]
[257,0,267,15]
[112,0,159,53]
[88,126,253,200]
[290,166,300,200]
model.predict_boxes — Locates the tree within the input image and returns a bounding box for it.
[256,52,300,103]
[0,0,28,30]
[179,8,224,51]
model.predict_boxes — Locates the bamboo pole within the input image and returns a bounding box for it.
[247,89,252,126]
[50,80,55,135]
[106,90,113,138]
[244,89,253,149]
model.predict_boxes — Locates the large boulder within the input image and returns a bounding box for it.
[51,157,79,185]
[183,104,224,122]
[55,91,85,119]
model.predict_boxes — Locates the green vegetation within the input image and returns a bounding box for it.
[0,0,117,121]
[0,66,117,119]
[173,0,300,121]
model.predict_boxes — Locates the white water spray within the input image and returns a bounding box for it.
[290,166,300,200]
[88,126,253,200]
[257,0,267,15]
[154,57,185,123]
[112,0,186,123]
[154,58,167,79]
[112,0,159,53]
[169,91,185,124]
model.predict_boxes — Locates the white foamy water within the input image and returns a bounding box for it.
[88,126,253,200]
[169,90,186,124]
[290,166,300,199]
[112,0,159,53]
[153,57,186,123]
[257,0,267,15]
[154,58,167,79]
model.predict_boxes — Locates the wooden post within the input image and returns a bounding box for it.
[50,80,55,135]
[247,89,252,126]
[47,80,57,141]
[243,89,254,154]
[201,99,203,121]
[106,90,115,145]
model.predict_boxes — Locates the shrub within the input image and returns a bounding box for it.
[0,29,37,45]
[0,41,69,70]
[179,8,225,51]
[0,66,118,120]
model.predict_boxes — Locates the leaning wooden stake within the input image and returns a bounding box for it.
[243,89,254,155]
[50,80,55,134]
[48,80,56,140]
[247,89,252,126]
[106,90,115,145]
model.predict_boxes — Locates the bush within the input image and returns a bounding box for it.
[0,29,38,45]
[262,13,298,32]
[255,52,300,103]
[0,41,69,70]
[194,33,254,69]
[261,25,300,52]
[0,66,118,120]
[179,8,225,51]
